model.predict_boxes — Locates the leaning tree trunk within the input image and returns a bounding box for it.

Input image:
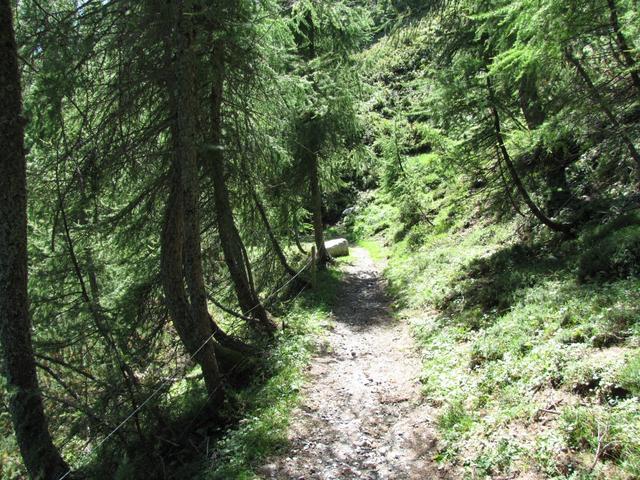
[519,70,572,214]
[0,2,71,478]
[251,190,299,278]
[160,0,223,401]
[207,44,276,334]
[487,77,574,235]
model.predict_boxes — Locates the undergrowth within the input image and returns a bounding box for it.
[76,270,340,480]
[204,270,340,479]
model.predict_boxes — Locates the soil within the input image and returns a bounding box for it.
[260,247,458,479]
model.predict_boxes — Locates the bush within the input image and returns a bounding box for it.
[578,224,640,282]
[619,354,640,398]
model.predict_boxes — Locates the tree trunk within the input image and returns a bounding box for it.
[161,170,223,400]
[296,11,329,270]
[207,43,276,334]
[487,77,574,235]
[251,191,299,278]
[565,47,640,174]
[308,147,330,269]
[607,0,640,95]
[58,191,144,440]
[0,2,71,478]
[160,0,223,402]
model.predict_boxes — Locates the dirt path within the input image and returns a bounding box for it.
[260,247,455,480]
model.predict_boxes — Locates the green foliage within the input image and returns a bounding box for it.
[207,311,319,479]
[437,399,474,434]
[619,355,640,398]
[347,176,640,476]
[205,270,339,479]
[3,0,640,476]
[578,217,640,282]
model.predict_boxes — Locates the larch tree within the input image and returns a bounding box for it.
[159,0,225,402]
[289,0,370,269]
[0,1,71,478]
[206,36,277,334]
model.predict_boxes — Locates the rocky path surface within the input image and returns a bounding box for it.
[260,248,456,479]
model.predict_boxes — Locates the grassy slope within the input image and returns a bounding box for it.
[348,159,640,479]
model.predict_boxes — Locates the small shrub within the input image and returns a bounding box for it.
[560,406,600,451]
[578,224,640,282]
[437,399,474,435]
[619,354,640,398]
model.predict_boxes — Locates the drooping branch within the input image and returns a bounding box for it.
[565,47,640,174]
[486,76,574,235]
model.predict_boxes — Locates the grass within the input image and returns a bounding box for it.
[356,239,388,263]
[347,156,640,479]
[201,269,341,479]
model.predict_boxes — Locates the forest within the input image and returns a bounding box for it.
[1,0,640,479]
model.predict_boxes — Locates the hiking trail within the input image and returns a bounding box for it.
[260,247,457,479]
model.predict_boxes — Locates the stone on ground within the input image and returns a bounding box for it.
[325,238,349,257]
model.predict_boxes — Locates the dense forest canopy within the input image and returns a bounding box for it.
[1,0,639,478]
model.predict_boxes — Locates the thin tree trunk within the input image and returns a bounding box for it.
[307,145,330,269]
[57,192,144,440]
[207,43,276,334]
[565,47,640,173]
[251,191,299,278]
[487,77,574,235]
[298,11,329,270]
[0,2,71,478]
[607,0,640,94]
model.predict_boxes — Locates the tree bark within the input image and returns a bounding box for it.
[607,0,640,95]
[0,2,71,478]
[161,171,223,401]
[207,43,276,334]
[296,11,329,270]
[308,146,330,269]
[487,77,574,235]
[160,0,223,402]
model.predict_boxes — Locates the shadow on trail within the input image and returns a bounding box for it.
[331,261,393,329]
[260,248,455,480]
